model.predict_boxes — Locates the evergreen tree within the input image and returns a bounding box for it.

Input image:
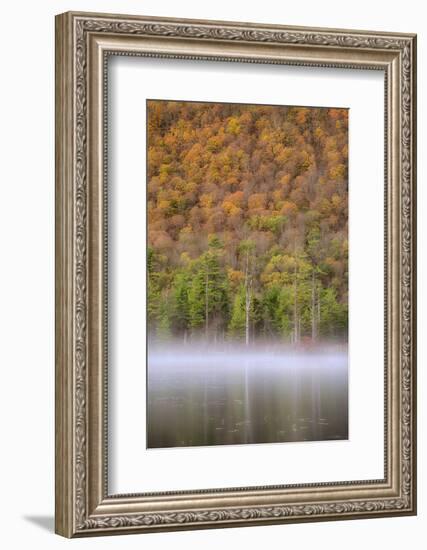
[147,247,162,336]
[188,236,229,339]
[171,271,191,339]
[228,286,246,338]
[157,292,171,340]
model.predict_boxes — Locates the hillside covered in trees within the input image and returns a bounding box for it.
[147,100,348,345]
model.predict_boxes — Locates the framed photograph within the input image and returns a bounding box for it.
[55,11,417,537]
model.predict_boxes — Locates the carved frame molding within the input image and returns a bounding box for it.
[55,11,416,537]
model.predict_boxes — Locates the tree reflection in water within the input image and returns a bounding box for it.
[147,343,348,449]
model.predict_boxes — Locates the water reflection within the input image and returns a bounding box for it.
[147,345,348,448]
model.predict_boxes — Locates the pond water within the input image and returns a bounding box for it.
[147,345,348,448]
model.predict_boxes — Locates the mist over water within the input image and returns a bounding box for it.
[147,343,348,448]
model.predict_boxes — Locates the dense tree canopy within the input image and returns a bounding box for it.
[147,100,348,344]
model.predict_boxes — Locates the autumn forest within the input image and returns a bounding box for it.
[147,100,349,346]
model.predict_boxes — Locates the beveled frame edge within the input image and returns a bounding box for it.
[55,11,417,538]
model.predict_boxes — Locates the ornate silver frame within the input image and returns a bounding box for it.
[55,11,417,537]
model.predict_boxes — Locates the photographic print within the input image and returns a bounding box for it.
[147,99,349,449]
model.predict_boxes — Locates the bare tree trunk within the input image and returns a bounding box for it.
[311,270,317,341]
[205,269,209,340]
[293,256,298,344]
[245,289,251,346]
[245,250,251,346]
